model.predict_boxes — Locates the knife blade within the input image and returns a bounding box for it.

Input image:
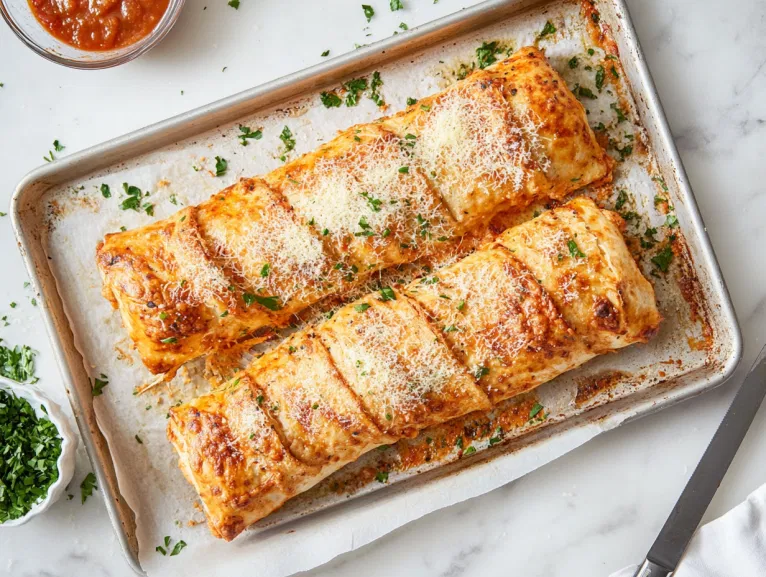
[633,344,766,577]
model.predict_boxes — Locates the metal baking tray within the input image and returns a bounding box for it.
[11,0,742,573]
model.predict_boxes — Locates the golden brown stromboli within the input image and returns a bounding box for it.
[97,47,611,375]
[167,198,660,541]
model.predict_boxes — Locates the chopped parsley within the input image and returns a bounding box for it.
[279,126,296,161]
[473,366,489,379]
[354,303,371,313]
[406,97,418,106]
[529,402,544,420]
[260,263,270,277]
[321,50,330,57]
[157,536,187,556]
[653,176,669,192]
[362,4,374,22]
[389,0,403,11]
[343,77,368,107]
[538,20,556,38]
[641,227,658,249]
[0,389,63,523]
[228,0,239,8]
[476,41,506,69]
[463,446,476,456]
[379,286,396,301]
[576,85,597,100]
[398,166,409,173]
[595,65,605,91]
[244,294,281,311]
[238,125,262,145]
[120,183,143,211]
[160,337,177,344]
[375,471,389,483]
[0,343,36,383]
[369,71,384,106]
[614,143,633,160]
[399,22,408,30]
[361,191,382,212]
[355,215,374,237]
[611,102,627,123]
[91,373,109,397]
[80,472,97,504]
[53,140,65,152]
[320,91,342,108]
[214,156,228,176]
[568,56,578,69]
[100,184,111,198]
[567,239,586,258]
[615,189,628,210]
[651,245,673,273]
[665,214,679,228]
[171,540,187,556]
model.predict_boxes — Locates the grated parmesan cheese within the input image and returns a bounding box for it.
[413,86,549,205]
[330,302,464,420]
[414,251,537,372]
[286,133,454,256]
[206,203,329,304]
[164,222,232,307]
[223,387,272,450]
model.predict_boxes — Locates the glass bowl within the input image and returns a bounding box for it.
[0,0,186,69]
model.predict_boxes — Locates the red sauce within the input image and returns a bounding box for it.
[29,0,170,51]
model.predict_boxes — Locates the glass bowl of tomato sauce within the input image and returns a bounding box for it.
[0,0,185,68]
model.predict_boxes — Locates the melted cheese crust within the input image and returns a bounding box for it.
[98,47,611,375]
[167,198,660,541]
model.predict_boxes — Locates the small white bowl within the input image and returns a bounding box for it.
[0,376,77,527]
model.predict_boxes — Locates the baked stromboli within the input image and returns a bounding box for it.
[97,47,611,375]
[167,198,660,541]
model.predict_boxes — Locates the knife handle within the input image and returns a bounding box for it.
[633,559,671,577]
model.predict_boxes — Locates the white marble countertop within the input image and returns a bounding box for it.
[1,0,764,575]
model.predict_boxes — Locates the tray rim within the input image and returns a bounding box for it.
[9,0,743,573]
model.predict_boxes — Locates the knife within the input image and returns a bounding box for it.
[633,344,766,577]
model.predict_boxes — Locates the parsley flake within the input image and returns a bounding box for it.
[538,20,556,38]
[214,156,228,176]
[379,286,396,301]
[91,373,109,396]
[568,239,586,258]
[651,245,673,273]
[279,126,296,160]
[320,91,342,108]
[80,472,97,504]
[238,125,262,145]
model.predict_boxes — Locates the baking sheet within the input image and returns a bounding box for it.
[12,0,740,575]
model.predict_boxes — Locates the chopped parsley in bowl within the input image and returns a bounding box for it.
[0,378,77,526]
